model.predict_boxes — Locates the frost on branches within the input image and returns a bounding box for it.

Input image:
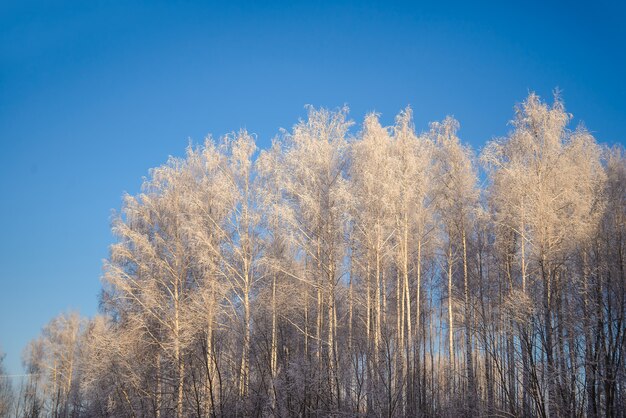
[10,94,626,417]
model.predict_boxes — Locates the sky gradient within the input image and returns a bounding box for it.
[1,0,625,376]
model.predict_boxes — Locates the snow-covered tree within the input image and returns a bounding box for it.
[432,116,480,415]
[16,93,625,417]
[0,350,13,417]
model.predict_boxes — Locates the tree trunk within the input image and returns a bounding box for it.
[462,227,476,415]
[448,243,455,392]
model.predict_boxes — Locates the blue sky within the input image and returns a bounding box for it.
[0,0,624,375]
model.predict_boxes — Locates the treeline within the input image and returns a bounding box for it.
[3,93,625,417]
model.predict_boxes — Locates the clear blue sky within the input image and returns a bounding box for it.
[1,0,624,375]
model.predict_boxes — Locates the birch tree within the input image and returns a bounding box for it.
[0,351,13,417]
[351,112,397,414]
[432,116,479,415]
[258,106,352,413]
[389,107,434,414]
[483,93,607,417]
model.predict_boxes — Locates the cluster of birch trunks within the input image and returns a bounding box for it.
[8,93,625,417]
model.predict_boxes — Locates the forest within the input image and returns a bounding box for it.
[1,93,624,417]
